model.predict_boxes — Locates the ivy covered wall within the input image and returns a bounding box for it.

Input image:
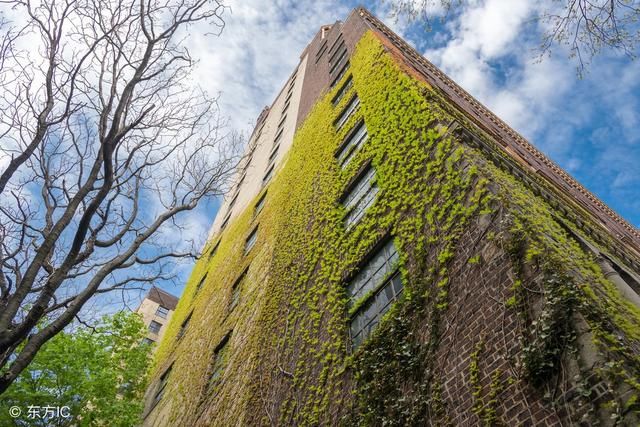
[145,31,640,427]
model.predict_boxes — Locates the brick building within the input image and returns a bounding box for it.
[143,8,640,426]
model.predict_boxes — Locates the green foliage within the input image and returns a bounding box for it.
[0,312,152,426]
[148,30,640,426]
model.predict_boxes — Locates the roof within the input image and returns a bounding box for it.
[146,286,179,311]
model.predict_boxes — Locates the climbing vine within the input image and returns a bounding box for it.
[146,30,640,427]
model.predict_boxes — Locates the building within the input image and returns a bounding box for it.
[136,286,179,347]
[143,8,640,426]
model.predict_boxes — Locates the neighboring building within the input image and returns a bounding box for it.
[144,8,640,426]
[136,286,179,347]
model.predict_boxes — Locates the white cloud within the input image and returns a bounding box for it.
[186,0,351,133]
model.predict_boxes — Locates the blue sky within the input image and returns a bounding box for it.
[156,0,640,298]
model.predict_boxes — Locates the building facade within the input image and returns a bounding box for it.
[144,8,640,426]
[136,286,179,347]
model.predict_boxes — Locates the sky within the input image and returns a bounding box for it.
[4,0,634,306]
[148,0,640,299]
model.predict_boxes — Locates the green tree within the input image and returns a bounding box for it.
[0,311,152,426]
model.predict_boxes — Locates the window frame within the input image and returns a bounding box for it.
[331,75,353,106]
[153,363,174,404]
[262,164,275,187]
[177,312,192,340]
[330,61,350,88]
[244,226,258,254]
[340,163,379,228]
[335,119,368,167]
[334,94,359,130]
[195,273,208,294]
[155,305,170,319]
[254,191,268,217]
[149,320,162,335]
[344,237,402,350]
[229,268,247,311]
[206,331,232,393]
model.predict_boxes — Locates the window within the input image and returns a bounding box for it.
[283,90,293,106]
[277,114,287,130]
[262,165,275,187]
[330,62,350,88]
[208,240,220,260]
[336,120,368,167]
[334,95,359,130]
[328,40,346,64]
[156,306,170,319]
[154,364,173,403]
[230,271,246,311]
[347,240,402,349]
[254,192,267,217]
[149,320,162,335]
[196,273,208,293]
[245,227,258,254]
[273,127,284,145]
[332,75,353,106]
[328,34,344,56]
[341,165,379,228]
[207,332,231,392]
[227,192,239,211]
[268,145,279,166]
[329,48,347,74]
[220,213,231,231]
[315,39,328,62]
[177,313,192,340]
[143,337,155,346]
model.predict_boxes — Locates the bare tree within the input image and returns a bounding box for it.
[387,0,640,75]
[0,0,241,393]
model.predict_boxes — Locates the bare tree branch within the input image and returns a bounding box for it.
[0,0,240,393]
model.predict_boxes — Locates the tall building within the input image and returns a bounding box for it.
[143,8,640,426]
[136,286,179,347]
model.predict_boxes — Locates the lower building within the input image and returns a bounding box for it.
[136,286,179,347]
[143,8,640,426]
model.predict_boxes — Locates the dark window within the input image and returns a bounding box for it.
[245,227,258,254]
[230,271,246,311]
[208,240,220,260]
[336,120,368,167]
[273,127,284,145]
[143,337,155,346]
[196,273,208,293]
[262,165,275,187]
[329,48,347,74]
[330,62,350,88]
[277,114,287,130]
[315,39,328,62]
[347,240,402,349]
[342,165,379,228]
[154,364,173,403]
[207,332,231,392]
[327,34,344,56]
[350,271,403,349]
[328,40,346,64]
[227,192,239,211]
[332,75,353,106]
[220,213,231,231]
[334,95,359,130]
[254,192,267,217]
[268,145,279,166]
[177,313,192,340]
[149,320,162,335]
[156,306,170,319]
